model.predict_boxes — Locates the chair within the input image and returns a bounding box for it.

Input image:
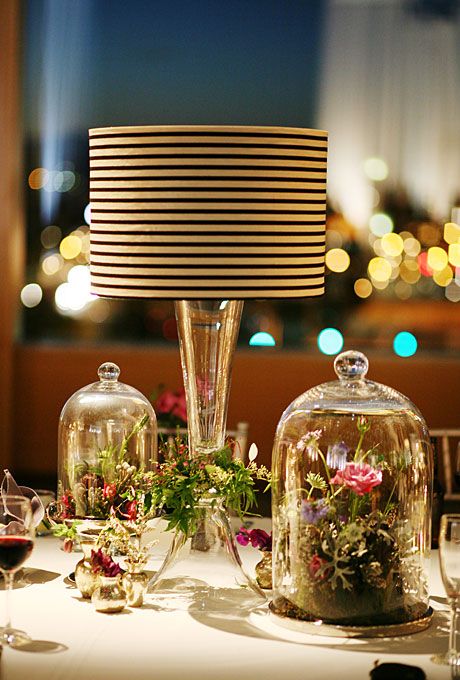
[429,429,460,501]
[157,421,249,461]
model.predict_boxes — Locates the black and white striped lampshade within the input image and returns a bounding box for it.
[89,125,327,299]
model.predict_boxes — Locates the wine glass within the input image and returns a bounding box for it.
[432,514,460,667]
[0,494,35,647]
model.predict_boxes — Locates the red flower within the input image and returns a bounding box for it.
[123,500,138,521]
[90,548,122,577]
[59,492,76,519]
[103,483,117,501]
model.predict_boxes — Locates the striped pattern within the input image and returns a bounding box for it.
[89,125,327,299]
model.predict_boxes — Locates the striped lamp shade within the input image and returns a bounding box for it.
[89,125,327,299]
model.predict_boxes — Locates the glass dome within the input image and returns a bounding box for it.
[271,350,433,632]
[57,362,157,521]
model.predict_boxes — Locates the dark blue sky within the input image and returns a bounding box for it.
[24,0,326,135]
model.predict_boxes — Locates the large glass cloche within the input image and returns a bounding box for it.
[57,362,157,521]
[271,350,433,632]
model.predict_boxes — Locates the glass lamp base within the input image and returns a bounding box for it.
[147,499,266,612]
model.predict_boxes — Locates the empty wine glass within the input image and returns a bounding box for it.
[432,514,460,667]
[0,494,35,647]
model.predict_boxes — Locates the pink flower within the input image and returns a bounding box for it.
[155,390,179,414]
[330,462,382,496]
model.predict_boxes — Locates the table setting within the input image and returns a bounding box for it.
[0,124,458,680]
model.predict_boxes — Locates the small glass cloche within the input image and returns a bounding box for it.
[271,350,433,632]
[57,362,157,521]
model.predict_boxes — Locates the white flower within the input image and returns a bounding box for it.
[248,443,258,462]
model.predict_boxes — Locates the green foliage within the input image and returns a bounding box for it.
[150,436,271,536]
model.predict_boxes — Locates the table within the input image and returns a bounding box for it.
[0,529,454,680]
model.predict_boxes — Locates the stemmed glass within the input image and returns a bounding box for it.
[432,514,460,667]
[0,494,35,647]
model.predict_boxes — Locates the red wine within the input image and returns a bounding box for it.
[0,536,33,571]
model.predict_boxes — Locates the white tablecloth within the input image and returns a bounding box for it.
[0,530,453,680]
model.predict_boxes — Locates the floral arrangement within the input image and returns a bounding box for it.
[56,414,153,522]
[275,417,427,626]
[90,548,123,578]
[97,509,157,571]
[152,386,187,429]
[149,436,271,536]
[236,527,272,552]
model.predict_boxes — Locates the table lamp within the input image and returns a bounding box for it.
[89,125,327,608]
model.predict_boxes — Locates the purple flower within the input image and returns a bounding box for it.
[236,527,250,546]
[301,498,329,525]
[236,527,272,551]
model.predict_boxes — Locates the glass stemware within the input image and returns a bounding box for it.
[0,494,35,647]
[432,514,460,667]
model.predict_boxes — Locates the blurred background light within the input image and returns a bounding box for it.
[427,246,448,271]
[403,237,421,257]
[368,257,392,282]
[444,222,460,245]
[448,244,460,267]
[20,283,43,308]
[369,213,393,237]
[433,266,453,288]
[363,157,388,182]
[317,328,344,355]
[84,203,91,226]
[249,331,276,347]
[59,234,82,260]
[28,167,49,190]
[40,225,62,249]
[381,233,404,257]
[41,253,63,276]
[325,247,350,273]
[354,278,372,299]
[393,331,417,357]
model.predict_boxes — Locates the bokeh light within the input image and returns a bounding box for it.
[363,157,388,182]
[444,222,460,245]
[41,253,63,276]
[418,222,440,247]
[394,281,412,300]
[403,237,421,258]
[433,266,453,288]
[368,257,392,282]
[381,233,404,257]
[325,248,350,273]
[448,244,460,267]
[354,278,372,299]
[445,282,460,302]
[417,252,433,277]
[427,246,448,271]
[84,204,91,225]
[20,283,43,308]
[28,168,49,190]
[40,225,62,249]
[317,328,344,355]
[60,235,82,260]
[249,332,276,347]
[393,331,417,357]
[369,213,393,237]
[400,259,421,284]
